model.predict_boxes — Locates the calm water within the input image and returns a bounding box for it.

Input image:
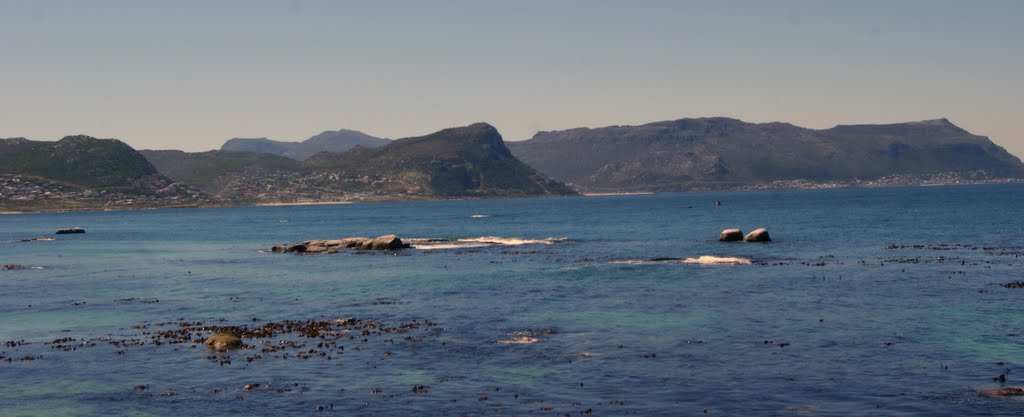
[2,184,1023,416]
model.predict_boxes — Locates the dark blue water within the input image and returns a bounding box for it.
[2,184,1023,416]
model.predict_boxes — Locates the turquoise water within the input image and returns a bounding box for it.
[2,184,1023,416]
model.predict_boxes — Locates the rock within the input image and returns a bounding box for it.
[3,264,26,270]
[979,387,1024,397]
[371,235,406,250]
[719,228,744,242]
[204,332,242,351]
[328,237,370,248]
[55,227,85,234]
[19,237,55,242]
[744,228,771,242]
[272,235,407,253]
[303,245,334,254]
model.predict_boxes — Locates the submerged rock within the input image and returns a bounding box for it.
[744,228,771,242]
[719,228,744,242]
[55,227,85,234]
[204,332,242,351]
[979,387,1024,397]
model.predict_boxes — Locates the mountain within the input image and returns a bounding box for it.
[220,129,389,160]
[508,117,1024,192]
[145,123,574,203]
[305,123,575,197]
[1,135,204,211]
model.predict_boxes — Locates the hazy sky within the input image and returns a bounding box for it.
[1,0,1021,156]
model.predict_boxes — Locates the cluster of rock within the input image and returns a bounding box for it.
[272,234,409,254]
[719,228,771,242]
[55,227,85,234]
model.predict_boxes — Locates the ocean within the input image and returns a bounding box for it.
[2,184,1023,416]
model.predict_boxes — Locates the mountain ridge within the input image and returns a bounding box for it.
[220,129,389,160]
[508,117,1024,192]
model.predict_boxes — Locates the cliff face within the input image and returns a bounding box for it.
[508,117,1024,191]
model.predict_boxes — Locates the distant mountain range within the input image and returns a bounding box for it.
[141,123,573,204]
[220,129,389,160]
[3,117,1023,211]
[508,117,1024,192]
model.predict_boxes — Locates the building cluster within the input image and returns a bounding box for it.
[0,175,205,209]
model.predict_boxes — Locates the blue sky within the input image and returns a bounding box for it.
[1,0,1021,156]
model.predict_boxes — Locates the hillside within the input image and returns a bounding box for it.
[508,117,1024,191]
[140,150,302,193]
[146,123,574,203]
[0,136,204,210]
[220,129,389,160]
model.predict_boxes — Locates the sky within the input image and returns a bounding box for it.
[1,0,1022,157]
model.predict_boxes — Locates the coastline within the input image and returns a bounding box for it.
[3,178,1021,215]
[254,201,352,207]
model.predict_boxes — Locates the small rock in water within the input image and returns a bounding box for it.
[744,228,771,242]
[719,228,744,242]
[1002,281,1024,289]
[55,227,85,234]
[204,332,242,351]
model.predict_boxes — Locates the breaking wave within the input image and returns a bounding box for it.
[407,236,568,250]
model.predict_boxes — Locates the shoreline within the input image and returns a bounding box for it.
[254,201,352,207]
[3,179,1021,215]
[581,192,656,197]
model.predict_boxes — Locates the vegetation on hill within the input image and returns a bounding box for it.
[0,135,160,189]
[139,150,302,192]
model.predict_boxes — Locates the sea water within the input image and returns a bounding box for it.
[1,184,1023,416]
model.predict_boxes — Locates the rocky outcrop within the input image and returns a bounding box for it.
[204,332,242,351]
[272,235,409,254]
[56,227,85,234]
[719,229,743,242]
[744,228,771,242]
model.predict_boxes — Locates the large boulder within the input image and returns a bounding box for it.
[719,229,743,242]
[204,332,242,351]
[370,235,406,250]
[744,228,771,242]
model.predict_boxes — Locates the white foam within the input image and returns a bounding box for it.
[470,214,490,218]
[682,256,752,265]
[457,236,567,246]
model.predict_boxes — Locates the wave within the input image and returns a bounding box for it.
[407,236,568,250]
[682,256,752,265]
[470,214,490,218]
[610,256,752,265]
